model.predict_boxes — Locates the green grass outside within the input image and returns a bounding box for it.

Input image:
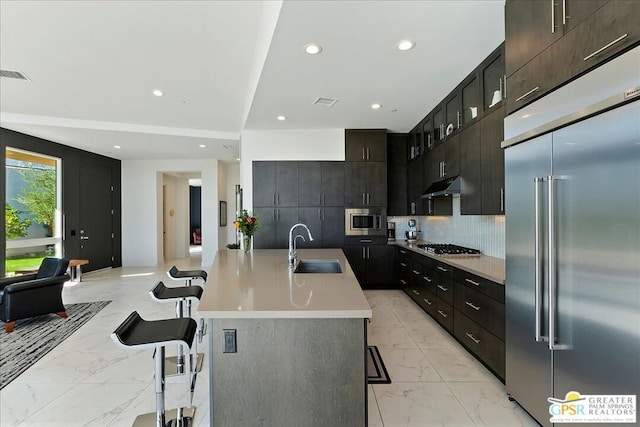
[5,256,45,274]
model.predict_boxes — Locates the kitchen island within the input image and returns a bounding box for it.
[197,248,372,427]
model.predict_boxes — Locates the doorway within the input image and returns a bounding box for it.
[161,172,198,262]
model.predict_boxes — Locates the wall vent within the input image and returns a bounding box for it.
[312,97,338,107]
[0,69,31,81]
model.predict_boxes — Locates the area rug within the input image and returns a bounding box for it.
[0,300,111,389]
[367,345,391,384]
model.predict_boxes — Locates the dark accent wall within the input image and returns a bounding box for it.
[1,128,122,272]
[189,185,201,242]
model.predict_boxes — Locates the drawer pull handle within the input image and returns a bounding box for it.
[400,263,408,267]
[400,250,407,254]
[423,276,432,282]
[437,285,448,292]
[515,86,540,103]
[465,301,481,311]
[465,278,480,286]
[412,270,421,275]
[412,290,420,295]
[437,310,448,318]
[584,34,628,61]
[423,298,432,306]
[465,332,481,344]
[437,266,448,272]
[400,280,407,285]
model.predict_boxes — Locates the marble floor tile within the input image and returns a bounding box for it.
[377,348,442,382]
[374,382,475,427]
[370,304,403,328]
[407,325,463,350]
[447,381,540,427]
[368,385,384,427]
[0,383,75,427]
[369,326,418,350]
[422,346,496,383]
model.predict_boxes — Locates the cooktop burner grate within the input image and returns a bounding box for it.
[416,243,481,256]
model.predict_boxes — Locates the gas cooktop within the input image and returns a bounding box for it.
[417,243,481,256]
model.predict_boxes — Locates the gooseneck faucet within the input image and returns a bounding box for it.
[288,223,314,266]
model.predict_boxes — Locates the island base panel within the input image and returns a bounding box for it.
[211,318,367,427]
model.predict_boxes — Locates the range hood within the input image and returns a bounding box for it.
[420,176,461,198]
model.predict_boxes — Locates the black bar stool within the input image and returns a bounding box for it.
[166,266,208,341]
[111,311,197,427]
[150,281,204,376]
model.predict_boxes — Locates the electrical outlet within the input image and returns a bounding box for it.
[223,329,236,353]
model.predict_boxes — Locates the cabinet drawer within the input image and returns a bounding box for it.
[454,311,505,380]
[454,269,504,303]
[418,289,437,318]
[435,298,454,334]
[407,284,424,304]
[454,282,505,340]
[420,267,437,294]
[433,263,454,305]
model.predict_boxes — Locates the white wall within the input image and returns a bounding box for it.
[225,162,241,246]
[239,129,345,212]
[217,161,228,250]
[122,159,219,267]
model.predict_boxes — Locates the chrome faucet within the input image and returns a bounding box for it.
[288,223,314,266]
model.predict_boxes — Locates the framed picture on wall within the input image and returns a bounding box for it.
[220,200,227,226]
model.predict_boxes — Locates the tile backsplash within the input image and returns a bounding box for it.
[388,196,505,259]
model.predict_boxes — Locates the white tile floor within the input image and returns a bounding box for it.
[0,253,539,427]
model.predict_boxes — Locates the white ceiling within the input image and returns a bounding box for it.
[0,0,505,161]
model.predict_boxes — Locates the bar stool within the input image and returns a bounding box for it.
[150,281,204,376]
[111,311,197,427]
[166,266,208,341]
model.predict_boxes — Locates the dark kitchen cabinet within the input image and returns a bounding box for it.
[461,76,480,126]
[253,161,298,207]
[298,161,345,206]
[397,247,411,292]
[444,134,460,178]
[296,207,322,248]
[444,92,461,137]
[387,134,408,216]
[253,162,276,207]
[482,48,505,113]
[459,121,482,215]
[345,129,387,162]
[253,207,298,249]
[481,105,506,215]
[407,157,424,216]
[505,0,563,77]
[433,106,445,145]
[344,237,394,289]
[296,206,344,248]
[344,162,387,207]
[422,117,434,151]
[505,0,637,114]
[408,126,424,161]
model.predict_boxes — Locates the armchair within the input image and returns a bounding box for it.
[192,228,202,245]
[1,257,70,333]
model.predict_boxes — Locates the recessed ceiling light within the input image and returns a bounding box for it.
[371,103,382,110]
[396,39,416,51]
[152,89,163,97]
[236,158,240,161]
[114,145,121,149]
[304,44,322,55]
[277,115,286,121]
[199,144,206,148]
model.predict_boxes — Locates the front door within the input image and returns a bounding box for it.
[79,163,113,271]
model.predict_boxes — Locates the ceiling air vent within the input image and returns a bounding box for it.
[0,69,31,81]
[313,97,338,107]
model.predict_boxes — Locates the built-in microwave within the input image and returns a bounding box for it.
[345,208,386,236]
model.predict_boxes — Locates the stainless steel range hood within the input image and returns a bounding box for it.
[420,176,460,198]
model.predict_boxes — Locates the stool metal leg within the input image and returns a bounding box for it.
[175,300,185,375]
[155,346,166,427]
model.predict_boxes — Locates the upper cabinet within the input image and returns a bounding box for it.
[253,161,299,207]
[345,129,387,162]
[505,0,639,114]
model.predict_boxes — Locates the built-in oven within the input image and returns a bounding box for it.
[345,208,386,236]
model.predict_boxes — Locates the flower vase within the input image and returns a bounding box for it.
[242,235,252,253]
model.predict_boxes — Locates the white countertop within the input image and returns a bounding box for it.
[197,248,372,319]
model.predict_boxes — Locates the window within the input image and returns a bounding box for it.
[5,148,62,275]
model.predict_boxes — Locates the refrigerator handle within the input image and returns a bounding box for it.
[534,177,547,342]
[548,176,559,350]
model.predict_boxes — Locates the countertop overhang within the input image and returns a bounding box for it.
[390,240,506,284]
[197,248,372,319]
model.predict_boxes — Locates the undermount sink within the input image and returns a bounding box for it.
[293,259,342,274]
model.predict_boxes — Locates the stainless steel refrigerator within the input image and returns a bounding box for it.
[503,46,640,427]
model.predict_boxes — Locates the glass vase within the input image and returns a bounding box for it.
[242,235,252,253]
